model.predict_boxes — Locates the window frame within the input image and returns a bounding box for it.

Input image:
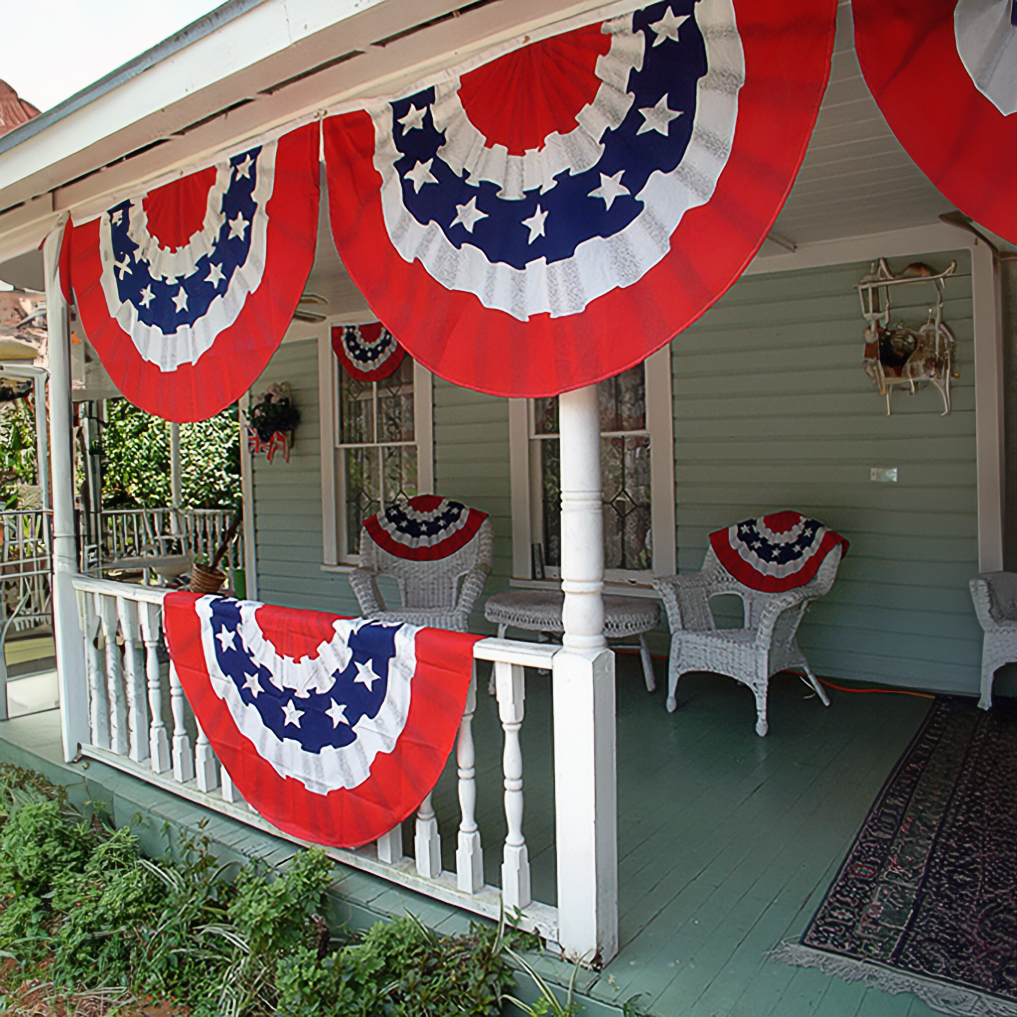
[319,322,433,566]
[508,345,675,585]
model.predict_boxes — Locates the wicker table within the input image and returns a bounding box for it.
[484,589,659,692]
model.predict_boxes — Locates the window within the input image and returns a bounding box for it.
[509,346,674,582]
[320,329,433,565]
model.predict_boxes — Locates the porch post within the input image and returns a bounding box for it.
[43,221,91,762]
[553,384,618,965]
[169,422,182,511]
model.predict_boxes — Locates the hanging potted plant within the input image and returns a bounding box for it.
[247,383,300,463]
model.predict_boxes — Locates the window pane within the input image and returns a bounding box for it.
[377,357,415,442]
[602,435,652,571]
[382,445,418,506]
[540,438,561,568]
[344,447,379,554]
[598,365,645,432]
[339,370,374,445]
[533,396,559,436]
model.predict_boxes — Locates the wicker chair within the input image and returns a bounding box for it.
[652,545,843,736]
[968,572,1017,710]
[348,511,493,631]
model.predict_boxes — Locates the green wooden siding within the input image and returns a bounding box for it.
[250,337,360,616]
[252,249,984,693]
[672,251,981,694]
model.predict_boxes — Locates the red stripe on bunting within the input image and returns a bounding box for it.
[852,0,1017,244]
[324,1,837,398]
[164,592,480,848]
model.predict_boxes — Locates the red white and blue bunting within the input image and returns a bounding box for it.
[709,512,849,593]
[364,495,488,561]
[324,0,837,397]
[852,0,1017,243]
[67,124,319,421]
[163,592,479,848]
[331,322,406,381]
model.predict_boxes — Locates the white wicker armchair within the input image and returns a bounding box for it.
[348,516,493,631]
[968,572,1017,710]
[652,545,843,736]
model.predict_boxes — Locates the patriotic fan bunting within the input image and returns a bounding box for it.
[163,592,479,848]
[68,124,320,421]
[709,512,849,593]
[364,495,488,561]
[852,0,1017,243]
[324,0,837,397]
[332,322,406,381]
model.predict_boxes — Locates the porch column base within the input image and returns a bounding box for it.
[553,645,618,966]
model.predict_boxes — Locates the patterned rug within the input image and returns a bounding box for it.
[774,697,1017,1016]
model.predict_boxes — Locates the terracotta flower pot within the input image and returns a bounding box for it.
[189,561,227,594]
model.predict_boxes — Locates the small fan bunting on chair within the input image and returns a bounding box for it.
[364,495,488,562]
[709,511,849,593]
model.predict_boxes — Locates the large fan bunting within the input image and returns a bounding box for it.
[68,124,319,421]
[332,321,406,381]
[709,511,849,593]
[163,592,479,847]
[852,0,1017,243]
[324,0,837,397]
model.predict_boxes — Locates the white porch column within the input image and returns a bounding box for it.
[553,384,618,965]
[43,222,91,762]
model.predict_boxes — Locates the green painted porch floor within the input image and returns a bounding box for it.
[0,654,948,1017]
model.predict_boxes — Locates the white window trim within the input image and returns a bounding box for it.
[508,345,675,585]
[319,323,433,567]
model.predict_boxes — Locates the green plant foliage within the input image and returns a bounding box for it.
[101,399,241,509]
[0,397,38,508]
[0,766,539,1017]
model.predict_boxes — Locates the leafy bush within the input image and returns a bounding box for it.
[0,765,540,1017]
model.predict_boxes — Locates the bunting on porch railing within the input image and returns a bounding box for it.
[852,0,1017,243]
[323,0,837,397]
[331,322,406,381]
[66,124,319,421]
[163,592,479,848]
[709,512,849,593]
[364,495,488,561]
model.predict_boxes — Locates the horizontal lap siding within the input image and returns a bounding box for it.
[672,251,981,694]
[251,338,360,616]
[432,378,512,634]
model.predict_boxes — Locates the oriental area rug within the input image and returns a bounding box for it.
[774,697,1017,1016]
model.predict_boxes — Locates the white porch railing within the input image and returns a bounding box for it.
[99,508,244,572]
[69,575,560,944]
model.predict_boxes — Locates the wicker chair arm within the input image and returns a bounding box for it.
[456,562,491,619]
[349,568,385,615]
[754,588,811,644]
[970,573,1017,630]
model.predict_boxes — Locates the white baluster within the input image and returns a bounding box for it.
[377,825,404,864]
[415,793,441,879]
[169,661,194,783]
[116,597,148,763]
[82,593,109,749]
[96,593,128,756]
[138,602,170,773]
[496,660,530,910]
[194,722,219,792]
[456,671,484,894]
[220,768,243,803]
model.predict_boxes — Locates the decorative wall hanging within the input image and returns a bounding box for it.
[246,382,300,463]
[67,124,320,422]
[709,512,849,594]
[852,0,1017,244]
[323,0,837,398]
[364,495,489,561]
[857,259,958,416]
[163,592,480,847]
[331,322,406,381]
